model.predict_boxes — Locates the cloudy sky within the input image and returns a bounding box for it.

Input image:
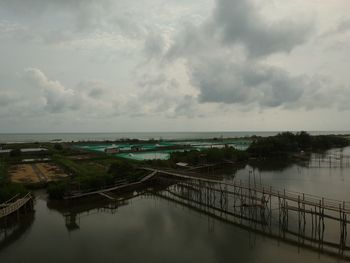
[1,0,350,132]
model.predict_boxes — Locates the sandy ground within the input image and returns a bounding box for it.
[35,163,68,181]
[9,163,68,184]
[10,164,40,184]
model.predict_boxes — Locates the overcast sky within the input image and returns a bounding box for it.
[1,0,350,132]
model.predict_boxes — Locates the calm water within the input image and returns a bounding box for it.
[1,131,349,143]
[1,147,350,263]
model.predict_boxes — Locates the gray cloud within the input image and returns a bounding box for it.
[167,0,314,59]
[144,32,166,58]
[211,0,313,57]
[156,0,350,111]
[190,57,304,107]
[0,0,143,46]
[320,19,350,39]
[188,54,350,110]
[1,0,350,132]
[0,91,20,107]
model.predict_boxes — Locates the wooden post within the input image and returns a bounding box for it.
[269,186,272,229]
[298,195,301,234]
[340,204,344,250]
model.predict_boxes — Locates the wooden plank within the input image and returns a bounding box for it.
[98,192,115,200]
[0,193,32,219]
[143,167,350,214]
[140,171,157,182]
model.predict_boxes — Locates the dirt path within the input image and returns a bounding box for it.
[30,164,47,182]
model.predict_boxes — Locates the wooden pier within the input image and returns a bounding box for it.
[143,167,350,257]
[0,193,34,221]
[64,171,158,200]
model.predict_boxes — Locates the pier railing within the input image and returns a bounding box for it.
[0,193,34,219]
[142,167,350,257]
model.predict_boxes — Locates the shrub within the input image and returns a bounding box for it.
[9,148,21,157]
[54,143,63,151]
[47,181,68,199]
[108,160,135,178]
[0,183,27,203]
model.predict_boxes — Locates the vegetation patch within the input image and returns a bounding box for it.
[47,155,148,199]
[248,132,349,158]
[0,158,27,203]
[170,147,249,166]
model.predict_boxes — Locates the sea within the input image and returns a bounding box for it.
[0,131,349,143]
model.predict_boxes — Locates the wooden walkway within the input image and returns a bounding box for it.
[0,193,34,219]
[64,171,158,200]
[141,167,350,255]
[153,189,350,260]
[98,192,115,200]
[142,167,350,214]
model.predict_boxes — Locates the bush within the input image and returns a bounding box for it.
[9,148,21,157]
[54,143,63,151]
[0,161,6,183]
[248,132,349,158]
[0,183,27,203]
[47,181,68,199]
[108,160,135,178]
[170,146,249,165]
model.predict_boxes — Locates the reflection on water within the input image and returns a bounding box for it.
[1,192,348,263]
[1,147,350,263]
[0,213,35,251]
[221,147,350,201]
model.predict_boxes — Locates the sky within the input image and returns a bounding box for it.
[1,0,350,132]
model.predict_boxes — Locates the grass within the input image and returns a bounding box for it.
[0,159,6,183]
[47,153,149,199]
[0,158,27,202]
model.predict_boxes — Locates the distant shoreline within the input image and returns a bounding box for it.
[1,131,349,144]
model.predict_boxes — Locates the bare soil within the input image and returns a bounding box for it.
[9,163,68,184]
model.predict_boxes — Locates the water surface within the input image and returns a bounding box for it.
[1,147,350,263]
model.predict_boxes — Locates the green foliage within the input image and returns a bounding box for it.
[47,181,68,199]
[0,158,27,202]
[76,174,114,190]
[0,160,6,183]
[108,160,135,177]
[47,155,144,199]
[311,135,349,149]
[170,150,201,164]
[170,147,249,165]
[53,155,88,177]
[0,183,27,203]
[248,132,349,158]
[54,143,63,151]
[107,160,145,181]
[143,159,173,168]
[9,148,21,157]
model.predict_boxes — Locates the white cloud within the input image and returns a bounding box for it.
[26,68,81,113]
[1,0,350,132]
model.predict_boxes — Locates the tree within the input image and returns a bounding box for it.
[54,143,63,151]
[108,160,135,178]
[9,149,21,157]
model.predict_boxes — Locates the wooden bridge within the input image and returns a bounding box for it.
[142,167,350,258]
[0,193,34,220]
[64,171,158,200]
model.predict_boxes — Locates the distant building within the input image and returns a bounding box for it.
[0,147,48,154]
[131,145,142,152]
[176,162,188,167]
[104,147,120,154]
